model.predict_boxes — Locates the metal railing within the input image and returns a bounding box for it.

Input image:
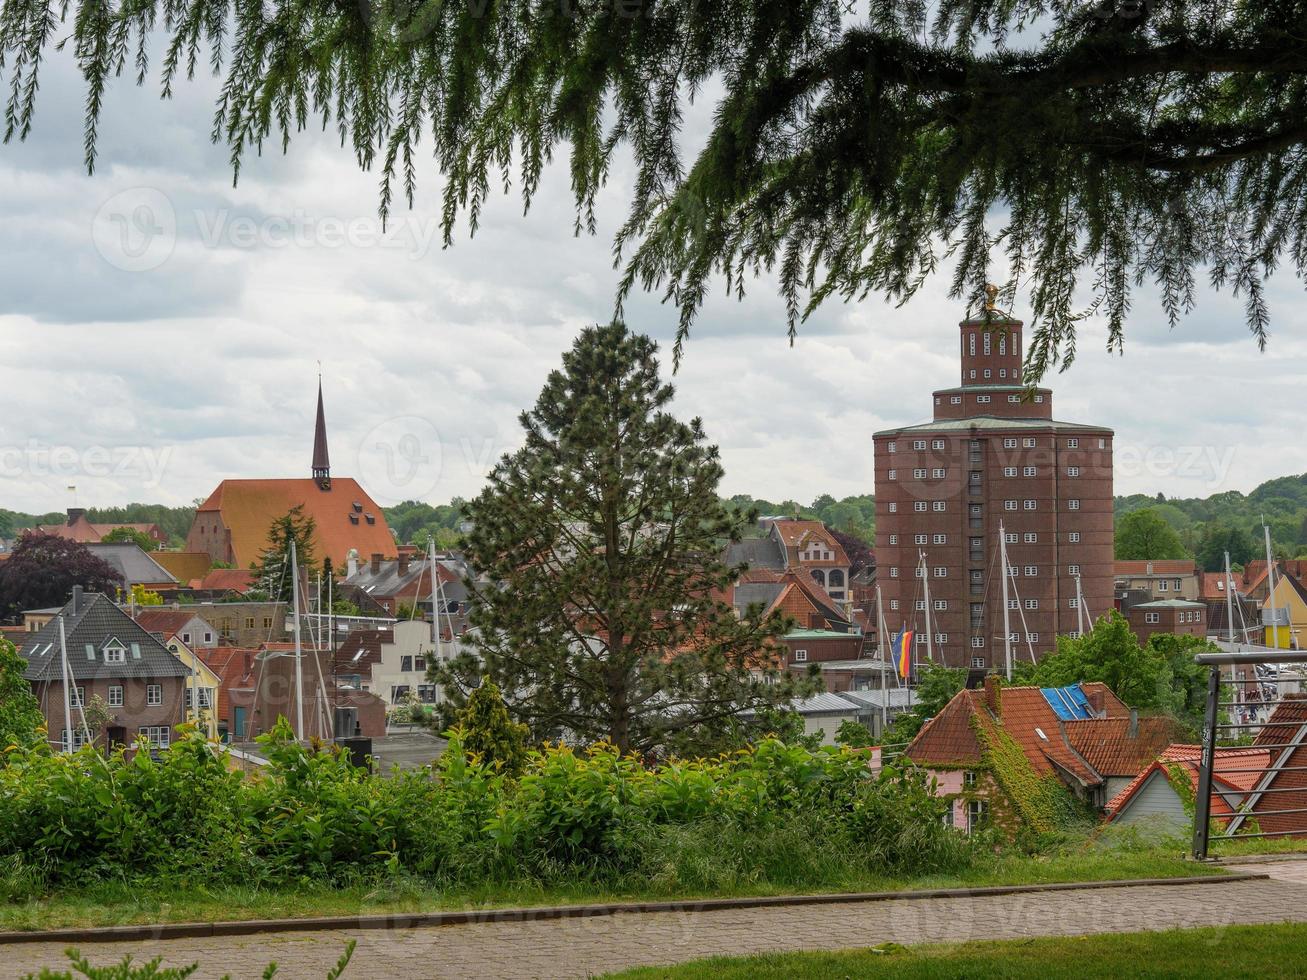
[1191,650,1307,860]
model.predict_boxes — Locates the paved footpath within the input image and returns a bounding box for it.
[10,864,1307,980]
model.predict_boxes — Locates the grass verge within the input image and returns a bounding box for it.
[600,922,1307,978]
[0,835,1225,933]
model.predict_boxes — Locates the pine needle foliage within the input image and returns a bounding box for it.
[3,1,1305,375]
[433,321,816,754]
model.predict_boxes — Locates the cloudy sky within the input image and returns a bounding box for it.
[2,44,1305,516]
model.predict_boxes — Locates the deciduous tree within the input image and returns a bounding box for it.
[0,533,122,621]
[1115,509,1189,561]
[0,637,43,753]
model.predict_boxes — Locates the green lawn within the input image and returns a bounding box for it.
[601,923,1307,979]
[0,842,1226,932]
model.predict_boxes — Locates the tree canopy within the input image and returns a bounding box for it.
[101,527,158,551]
[0,534,123,621]
[5,2,1304,373]
[1114,508,1188,561]
[432,321,815,754]
[0,637,43,754]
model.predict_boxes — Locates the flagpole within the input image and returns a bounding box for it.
[999,520,1012,681]
[921,551,934,666]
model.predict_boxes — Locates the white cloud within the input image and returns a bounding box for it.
[2,46,1305,515]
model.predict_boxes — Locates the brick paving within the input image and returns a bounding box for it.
[9,866,1307,979]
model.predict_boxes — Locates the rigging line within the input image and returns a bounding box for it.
[1004,571,1038,664]
[245,555,292,741]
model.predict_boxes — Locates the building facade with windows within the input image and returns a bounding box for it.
[19,587,191,752]
[873,301,1114,669]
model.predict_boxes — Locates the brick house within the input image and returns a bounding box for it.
[37,508,167,547]
[874,298,1114,669]
[905,677,1180,833]
[1125,599,1207,642]
[20,588,190,751]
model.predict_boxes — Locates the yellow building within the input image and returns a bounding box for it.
[1262,575,1307,650]
[162,638,222,740]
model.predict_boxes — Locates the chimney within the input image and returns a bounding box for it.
[71,584,83,615]
[370,553,383,575]
[346,550,359,579]
[1085,687,1104,715]
[984,673,1001,716]
[398,554,410,577]
[1129,708,1139,739]
[67,508,86,526]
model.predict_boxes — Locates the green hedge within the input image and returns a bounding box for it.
[0,721,974,891]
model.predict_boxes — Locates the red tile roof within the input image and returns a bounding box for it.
[905,690,987,767]
[768,520,851,568]
[1254,694,1307,749]
[908,682,1158,789]
[1106,745,1272,818]
[190,477,398,568]
[132,608,204,639]
[1063,715,1187,776]
[196,568,257,592]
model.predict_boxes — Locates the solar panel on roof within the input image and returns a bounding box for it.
[1040,685,1094,721]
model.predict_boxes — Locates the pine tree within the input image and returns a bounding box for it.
[249,506,318,605]
[432,322,816,755]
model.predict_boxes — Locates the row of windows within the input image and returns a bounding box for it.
[888,532,1085,546]
[69,684,163,708]
[886,501,951,513]
[1144,610,1203,625]
[887,436,1108,453]
[1154,579,1186,591]
[889,564,1088,580]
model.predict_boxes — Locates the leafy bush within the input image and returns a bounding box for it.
[0,727,975,893]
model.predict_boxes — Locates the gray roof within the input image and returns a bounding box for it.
[733,581,785,612]
[742,692,862,718]
[724,536,786,572]
[875,416,1113,437]
[84,543,178,586]
[837,688,916,710]
[345,556,470,604]
[20,592,190,682]
[1132,599,1207,609]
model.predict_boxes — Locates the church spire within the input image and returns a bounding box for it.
[312,375,331,490]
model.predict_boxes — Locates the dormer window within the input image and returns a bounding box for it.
[104,641,126,664]
[365,514,376,525]
[349,514,360,524]
[353,501,363,512]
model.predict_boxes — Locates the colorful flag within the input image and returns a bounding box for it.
[893,629,914,678]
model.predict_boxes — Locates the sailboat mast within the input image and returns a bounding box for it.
[57,615,73,753]
[428,538,442,659]
[921,551,933,666]
[1000,521,1012,681]
[291,539,306,741]
[875,584,888,731]
[1225,550,1236,647]
[1074,573,1086,636]
[1263,521,1279,648]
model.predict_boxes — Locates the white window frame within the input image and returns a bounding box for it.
[971,637,985,649]
[1068,499,1081,511]
[932,501,946,512]
[793,649,808,662]
[108,685,124,707]
[147,684,162,706]
[1024,500,1037,510]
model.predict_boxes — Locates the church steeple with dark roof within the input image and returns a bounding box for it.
[312,376,331,490]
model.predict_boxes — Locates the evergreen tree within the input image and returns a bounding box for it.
[454,677,531,777]
[432,322,816,754]
[6,4,1305,375]
[1114,509,1189,561]
[249,506,318,605]
[0,638,43,754]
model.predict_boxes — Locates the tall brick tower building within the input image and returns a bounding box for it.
[873,292,1113,673]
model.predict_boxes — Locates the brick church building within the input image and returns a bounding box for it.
[873,290,1114,671]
